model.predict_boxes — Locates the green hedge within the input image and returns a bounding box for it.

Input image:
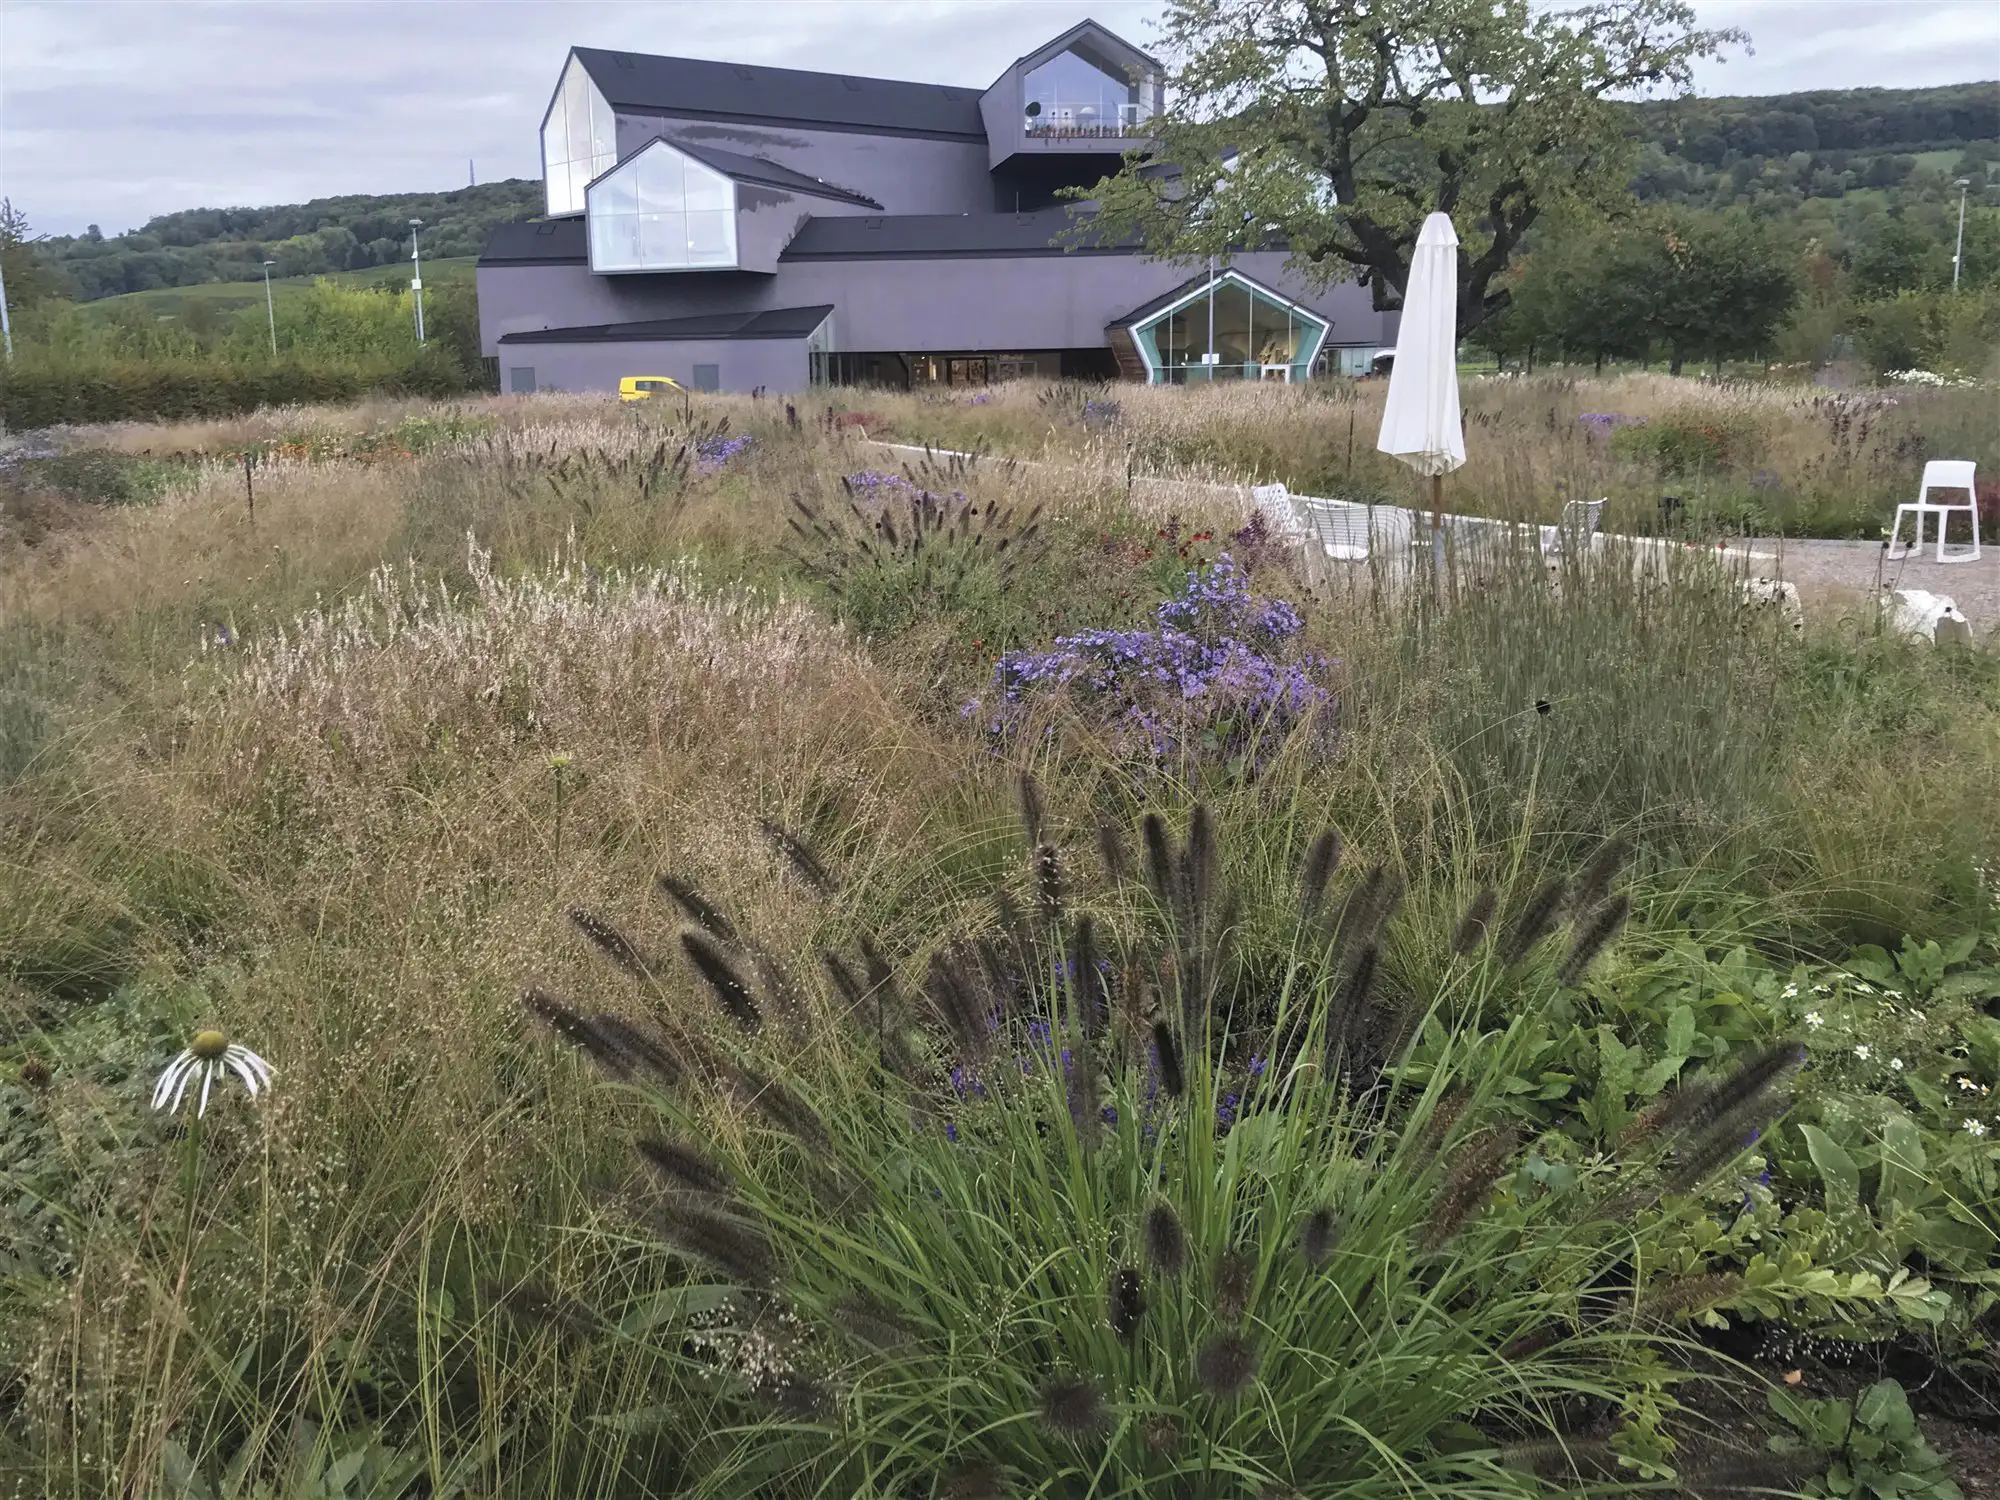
[0,349,482,429]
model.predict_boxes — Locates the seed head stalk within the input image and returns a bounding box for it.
[548,753,571,900]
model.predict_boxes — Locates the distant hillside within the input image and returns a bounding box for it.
[40,180,541,301]
[25,82,1999,305]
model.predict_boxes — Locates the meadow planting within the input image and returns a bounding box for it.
[0,376,1995,1498]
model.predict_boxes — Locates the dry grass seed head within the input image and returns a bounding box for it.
[1450,887,1498,955]
[1107,1267,1145,1341]
[1144,1201,1187,1278]
[679,930,763,1032]
[657,872,739,946]
[1195,1330,1259,1400]
[1038,1373,1107,1439]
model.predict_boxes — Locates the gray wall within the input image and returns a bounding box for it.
[735,185,879,273]
[615,112,991,214]
[499,336,809,396]
[480,249,1394,363]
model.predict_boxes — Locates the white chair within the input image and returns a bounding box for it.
[1292,495,1413,562]
[1540,497,1606,558]
[1889,461,1980,563]
[1249,482,1308,540]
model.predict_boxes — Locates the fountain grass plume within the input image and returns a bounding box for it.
[679,930,763,1032]
[1665,1091,1794,1193]
[942,1461,1009,1499]
[1067,1031,1103,1150]
[832,1292,921,1351]
[1140,813,1175,906]
[1298,828,1342,919]
[1421,1124,1520,1251]
[1558,893,1630,986]
[1108,1267,1145,1341]
[1625,1041,1806,1148]
[657,873,739,946]
[1096,821,1129,886]
[757,816,836,894]
[1038,1373,1107,1439]
[1195,1331,1259,1400]
[1016,768,1046,849]
[1144,1201,1187,1278]
[1573,835,1631,916]
[590,1013,685,1087]
[638,1136,733,1197]
[1297,1208,1338,1267]
[1213,1247,1254,1324]
[1183,803,1217,927]
[568,908,654,978]
[1451,887,1498,956]
[728,1061,835,1162]
[649,1201,776,1287]
[1033,843,1063,934]
[1151,1020,1185,1098]
[1069,915,1106,1036]
[927,945,997,1066]
[1498,876,1569,967]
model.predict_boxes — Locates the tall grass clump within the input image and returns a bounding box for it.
[528,792,1803,1497]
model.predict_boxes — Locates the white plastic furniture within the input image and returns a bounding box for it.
[1249,481,1309,540]
[1889,461,1980,563]
[1292,495,1414,562]
[1540,497,1607,558]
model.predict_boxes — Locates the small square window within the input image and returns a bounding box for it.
[508,366,536,394]
[691,364,720,393]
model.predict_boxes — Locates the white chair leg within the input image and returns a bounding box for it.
[1888,506,1909,560]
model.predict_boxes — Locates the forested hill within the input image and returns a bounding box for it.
[26,80,2000,302]
[41,179,544,301]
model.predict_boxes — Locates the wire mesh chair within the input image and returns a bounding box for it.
[1540,497,1607,559]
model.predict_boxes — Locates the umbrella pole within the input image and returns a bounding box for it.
[1429,473,1444,576]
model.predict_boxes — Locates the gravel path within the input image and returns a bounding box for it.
[1750,536,1998,635]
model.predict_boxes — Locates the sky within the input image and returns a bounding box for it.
[3,0,1997,238]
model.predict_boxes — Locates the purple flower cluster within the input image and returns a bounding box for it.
[841,469,967,507]
[971,555,1331,765]
[696,433,755,471]
[1082,399,1122,428]
[964,391,994,405]
[1578,413,1645,432]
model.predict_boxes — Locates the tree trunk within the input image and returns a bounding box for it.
[1594,350,1605,376]
[1669,350,1685,376]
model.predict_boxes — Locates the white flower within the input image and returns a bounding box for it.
[1885,989,1903,1000]
[1889,1058,1904,1072]
[1804,1011,1824,1028]
[152,1030,273,1118]
[1853,1044,1871,1061]
[1812,984,1832,996]
[1966,1119,1989,1138]
[1781,984,1799,1000]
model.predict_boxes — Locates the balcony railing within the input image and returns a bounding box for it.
[1022,105,1154,140]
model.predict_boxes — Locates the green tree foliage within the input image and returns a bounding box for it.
[1084,0,1742,335]
[1469,211,1801,373]
[0,199,70,309]
[37,179,541,301]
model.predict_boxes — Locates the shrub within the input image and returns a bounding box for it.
[3,446,192,505]
[531,802,1803,1497]
[1609,406,1765,475]
[0,347,477,428]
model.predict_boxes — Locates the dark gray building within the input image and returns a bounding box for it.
[477,19,1392,395]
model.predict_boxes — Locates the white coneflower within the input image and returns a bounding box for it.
[1803,1012,1824,1028]
[152,1030,273,1117]
[1852,1045,1871,1061]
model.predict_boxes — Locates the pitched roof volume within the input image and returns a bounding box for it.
[662,138,883,209]
[497,305,837,344]
[572,46,986,139]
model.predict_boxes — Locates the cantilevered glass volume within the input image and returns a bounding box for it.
[585,139,740,273]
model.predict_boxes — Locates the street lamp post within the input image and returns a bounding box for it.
[408,219,427,345]
[261,260,278,357]
[0,251,13,365]
[1952,178,1971,290]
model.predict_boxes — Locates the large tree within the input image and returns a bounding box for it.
[1082,0,1742,336]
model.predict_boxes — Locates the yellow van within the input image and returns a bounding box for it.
[619,375,683,402]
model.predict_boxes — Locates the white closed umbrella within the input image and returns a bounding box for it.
[1376,212,1465,557]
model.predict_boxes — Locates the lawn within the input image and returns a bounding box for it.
[1,379,1995,1498]
[67,257,479,323]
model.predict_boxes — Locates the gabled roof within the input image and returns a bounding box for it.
[481,218,589,265]
[570,46,986,140]
[657,138,883,209]
[1106,267,1330,330]
[780,208,1135,260]
[1006,18,1161,75]
[497,305,836,345]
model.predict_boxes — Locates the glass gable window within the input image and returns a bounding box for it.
[1023,44,1159,136]
[1130,272,1329,385]
[586,139,739,273]
[542,56,617,217]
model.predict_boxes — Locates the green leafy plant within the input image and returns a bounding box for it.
[1770,1379,1964,1500]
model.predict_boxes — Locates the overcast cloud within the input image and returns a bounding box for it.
[2,0,1996,237]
